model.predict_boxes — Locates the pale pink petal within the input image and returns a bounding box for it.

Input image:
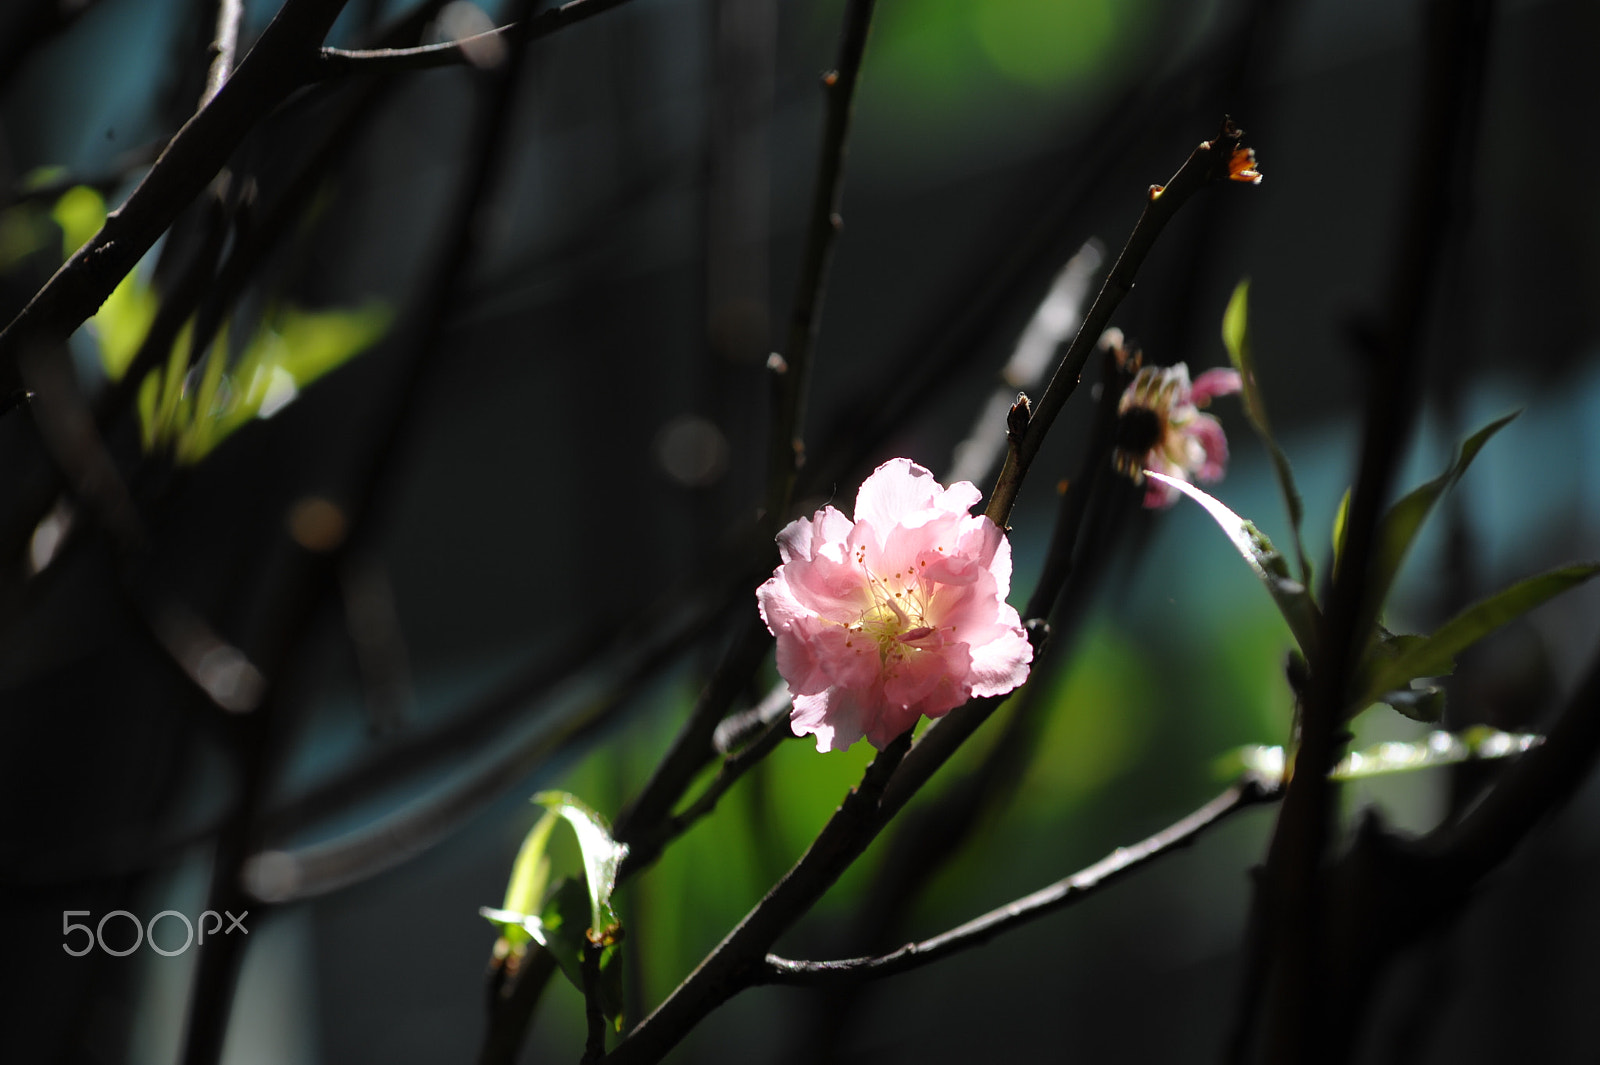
[815,625,883,691]
[883,635,967,709]
[1189,413,1230,481]
[758,578,830,695]
[762,457,1033,754]
[1190,367,1242,407]
[774,513,816,564]
[931,478,983,518]
[966,622,1032,697]
[854,459,943,535]
[864,699,926,749]
[872,509,969,583]
[791,690,864,753]
[781,551,868,621]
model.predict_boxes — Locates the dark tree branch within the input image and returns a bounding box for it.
[613,614,772,863]
[1253,3,1493,1060]
[602,734,910,1065]
[619,710,793,881]
[1420,640,1600,883]
[598,129,1257,1063]
[203,0,245,106]
[0,0,352,379]
[314,0,639,78]
[759,775,1279,986]
[763,0,875,524]
[984,118,1258,528]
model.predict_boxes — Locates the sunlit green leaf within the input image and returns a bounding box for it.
[1226,728,1540,787]
[1366,412,1518,618]
[1221,279,1311,585]
[97,275,160,381]
[50,185,105,257]
[1147,471,1320,655]
[272,304,391,383]
[49,186,158,379]
[1331,486,1351,580]
[136,303,389,463]
[485,809,561,949]
[533,790,629,937]
[1353,562,1600,713]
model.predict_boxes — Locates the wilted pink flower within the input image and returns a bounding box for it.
[757,459,1033,752]
[1112,363,1242,508]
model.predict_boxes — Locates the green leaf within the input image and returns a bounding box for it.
[1333,727,1539,778]
[1220,279,1312,586]
[1224,728,1541,787]
[484,809,561,949]
[48,185,159,380]
[50,185,105,257]
[1354,562,1600,712]
[1366,412,1518,618]
[1331,486,1351,580]
[533,790,629,937]
[135,303,390,463]
[93,271,160,380]
[272,304,391,383]
[1147,471,1321,655]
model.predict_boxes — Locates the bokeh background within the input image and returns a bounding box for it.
[3,0,1600,1061]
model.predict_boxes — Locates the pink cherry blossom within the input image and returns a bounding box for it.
[757,458,1033,752]
[1111,363,1242,508]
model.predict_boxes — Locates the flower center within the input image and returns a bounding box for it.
[1114,405,1164,456]
[846,555,937,664]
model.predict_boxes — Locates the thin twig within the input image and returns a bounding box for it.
[1022,341,1134,623]
[619,713,792,881]
[202,0,245,106]
[609,0,878,894]
[0,0,351,380]
[581,943,608,1063]
[984,118,1256,528]
[763,0,875,525]
[315,0,639,78]
[613,614,771,858]
[759,775,1278,986]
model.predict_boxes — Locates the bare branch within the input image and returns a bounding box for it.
[314,0,639,79]
[602,733,910,1065]
[202,0,245,106]
[763,0,875,525]
[0,0,349,380]
[760,776,1279,986]
[984,118,1259,528]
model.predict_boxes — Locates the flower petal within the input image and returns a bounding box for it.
[1189,413,1230,481]
[966,620,1032,697]
[854,459,943,534]
[1191,367,1242,407]
[791,690,865,753]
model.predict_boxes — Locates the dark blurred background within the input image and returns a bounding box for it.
[2,0,1599,1061]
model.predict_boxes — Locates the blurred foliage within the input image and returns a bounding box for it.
[35,184,393,463]
[51,183,158,379]
[134,302,391,463]
[837,0,1152,160]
